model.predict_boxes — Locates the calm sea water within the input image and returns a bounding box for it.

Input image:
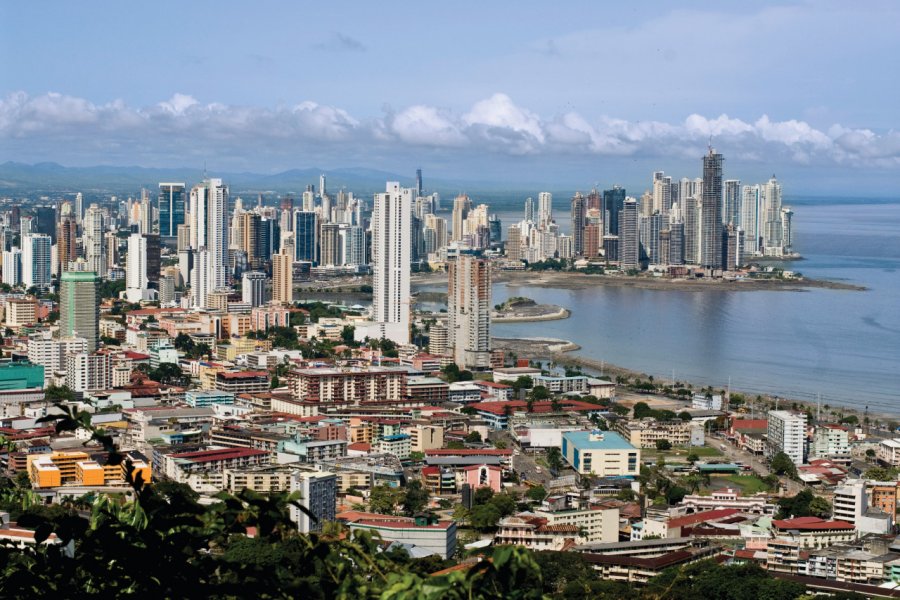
[485,199,900,414]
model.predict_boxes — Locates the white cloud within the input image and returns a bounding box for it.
[1,90,899,170]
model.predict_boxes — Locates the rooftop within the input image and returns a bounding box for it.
[562,430,636,451]
[772,516,855,531]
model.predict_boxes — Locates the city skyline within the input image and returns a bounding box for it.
[1,2,899,194]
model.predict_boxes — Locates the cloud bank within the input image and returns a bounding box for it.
[2,91,899,172]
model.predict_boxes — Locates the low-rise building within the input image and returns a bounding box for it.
[812,425,851,464]
[677,488,775,516]
[377,434,411,460]
[337,511,457,559]
[770,516,856,549]
[617,418,704,449]
[877,439,900,467]
[215,370,270,395]
[185,390,235,408]
[561,430,640,477]
[495,514,585,551]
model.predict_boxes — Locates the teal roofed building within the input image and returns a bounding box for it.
[561,430,640,477]
[0,361,45,390]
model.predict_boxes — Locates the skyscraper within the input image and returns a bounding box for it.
[415,168,423,196]
[603,187,626,235]
[74,192,83,226]
[125,233,148,303]
[59,271,100,352]
[158,183,186,238]
[293,211,318,264]
[448,252,492,369]
[537,192,553,227]
[189,178,229,308]
[371,182,412,345]
[524,197,534,223]
[451,194,471,242]
[272,249,293,305]
[723,179,741,226]
[700,148,724,269]
[82,204,107,277]
[57,216,78,274]
[22,234,52,289]
[618,199,640,270]
[1,247,22,286]
[571,192,586,256]
[741,185,761,255]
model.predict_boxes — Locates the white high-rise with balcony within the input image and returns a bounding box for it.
[370,182,411,345]
[767,410,807,466]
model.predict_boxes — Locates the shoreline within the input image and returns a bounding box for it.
[492,306,570,323]
[493,270,867,292]
[492,335,896,424]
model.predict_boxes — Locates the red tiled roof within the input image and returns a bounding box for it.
[731,419,768,430]
[667,508,740,528]
[170,447,269,463]
[772,516,855,531]
[122,351,151,360]
[347,442,372,452]
[426,448,512,456]
[462,464,501,472]
[469,399,600,416]
[217,371,268,380]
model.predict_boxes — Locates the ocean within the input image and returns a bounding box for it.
[486,197,900,414]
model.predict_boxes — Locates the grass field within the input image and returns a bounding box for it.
[644,445,723,462]
[720,474,771,494]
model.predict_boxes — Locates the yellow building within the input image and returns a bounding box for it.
[27,451,152,488]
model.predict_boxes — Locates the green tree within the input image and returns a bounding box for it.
[525,485,547,503]
[470,503,502,531]
[686,452,700,464]
[678,411,692,421]
[44,384,75,402]
[401,480,430,516]
[464,431,483,443]
[530,386,550,401]
[770,451,798,479]
[368,484,400,515]
[547,447,564,473]
[655,439,672,451]
[633,401,652,419]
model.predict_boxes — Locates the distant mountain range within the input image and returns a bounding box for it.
[0,162,547,200]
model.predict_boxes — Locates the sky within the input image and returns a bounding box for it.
[1,1,899,194]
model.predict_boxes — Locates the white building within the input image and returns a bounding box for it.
[877,439,900,467]
[82,205,107,277]
[21,234,52,290]
[369,182,411,345]
[66,352,111,393]
[290,470,337,534]
[189,178,229,308]
[767,410,807,466]
[242,271,267,307]
[125,233,149,303]
[1,247,21,286]
[811,425,851,463]
[27,334,88,379]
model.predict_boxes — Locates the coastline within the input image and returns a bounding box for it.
[492,306,570,323]
[492,334,896,424]
[493,270,867,292]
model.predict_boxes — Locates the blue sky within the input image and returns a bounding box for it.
[1,1,899,193]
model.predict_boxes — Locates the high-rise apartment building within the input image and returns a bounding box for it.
[158,183,186,238]
[242,271,268,307]
[700,148,724,269]
[723,179,741,226]
[371,182,412,345]
[189,178,229,308]
[767,410,807,466]
[22,234,52,289]
[537,192,553,228]
[618,200,640,270]
[57,217,78,274]
[741,185,761,255]
[82,205,107,277]
[272,249,293,305]
[1,247,22,286]
[125,233,148,303]
[603,187,626,235]
[451,194,471,242]
[571,192,586,256]
[448,252,492,370]
[59,271,100,352]
[293,211,318,264]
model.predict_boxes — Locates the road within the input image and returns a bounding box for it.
[712,434,803,496]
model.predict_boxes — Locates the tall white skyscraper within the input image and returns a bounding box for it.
[82,204,107,277]
[125,233,148,302]
[371,182,411,345]
[762,175,783,251]
[741,185,762,255]
[74,192,84,226]
[537,192,553,227]
[448,252,492,369]
[189,178,229,307]
[1,247,22,286]
[21,234,52,289]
